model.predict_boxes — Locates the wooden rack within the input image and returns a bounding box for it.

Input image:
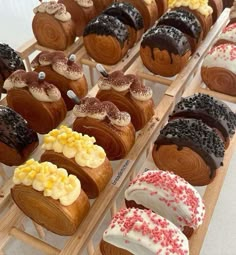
[0,8,234,255]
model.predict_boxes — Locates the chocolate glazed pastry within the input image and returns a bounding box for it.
[208,0,223,23]
[0,43,25,94]
[103,2,144,48]
[0,106,38,166]
[152,118,225,186]
[140,25,191,77]
[83,14,129,65]
[170,94,236,148]
[157,8,203,53]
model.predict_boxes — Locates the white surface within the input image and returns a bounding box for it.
[0,1,236,254]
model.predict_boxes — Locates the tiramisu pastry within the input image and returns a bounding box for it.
[100,208,189,255]
[117,0,158,31]
[170,94,236,148]
[214,23,236,46]
[155,0,168,18]
[32,51,88,110]
[40,125,113,198]
[11,159,90,236]
[201,44,236,96]
[152,118,225,186]
[3,71,67,134]
[103,2,144,48]
[58,0,96,36]
[229,1,236,24]
[140,25,191,77]
[96,70,154,131]
[0,43,25,95]
[0,106,38,166]
[83,14,129,65]
[168,0,213,38]
[73,97,135,160]
[125,170,205,237]
[93,0,113,15]
[208,0,223,23]
[157,8,203,53]
[32,1,76,50]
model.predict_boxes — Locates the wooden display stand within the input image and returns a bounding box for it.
[0,8,235,255]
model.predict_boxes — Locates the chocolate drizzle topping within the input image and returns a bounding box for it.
[155,118,225,178]
[141,25,191,57]
[157,8,202,41]
[0,106,38,152]
[83,14,128,47]
[103,2,144,30]
[170,94,236,141]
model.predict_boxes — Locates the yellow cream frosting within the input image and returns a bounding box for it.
[168,0,213,16]
[42,125,106,168]
[13,159,81,206]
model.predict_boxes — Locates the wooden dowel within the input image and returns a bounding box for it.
[24,57,32,72]
[0,164,7,181]
[110,202,117,217]
[137,71,173,86]
[87,240,95,255]
[32,222,46,239]
[89,66,95,87]
[10,227,60,255]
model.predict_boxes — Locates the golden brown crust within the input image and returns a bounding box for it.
[93,0,114,15]
[11,184,90,236]
[208,0,223,23]
[100,240,132,255]
[6,88,67,134]
[155,0,168,18]
[214,38,236,46]
[32,12,76,50]
[201,66,236,96]
[40,151,113,199]
[73,117,135,160]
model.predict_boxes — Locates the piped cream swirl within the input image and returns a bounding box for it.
[75,0,93,8]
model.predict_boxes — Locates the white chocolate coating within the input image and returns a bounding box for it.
[218,24,236,44]
[75,0,93,8]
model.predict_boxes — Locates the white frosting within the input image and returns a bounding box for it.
[103,208,189,255]
[130,87,153,101]
[202,44,236,74]
[218,24,236,43]
[75,0,93,8]
[125,170,205,230]
[109,112,131,127]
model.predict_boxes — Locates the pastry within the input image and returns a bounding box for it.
[3,71,67,134]
[31,51,88,111]
[170,93,236,148]
[140,25,191,77]
[0,43,25,94]
[0,106,38,166]
[168,0,213,38]
[125,170,205,237]
[229,1,236,24]
[40,125,113,199]
[11,159,90,236]
[214,23,236,46]
[100,208,189,255]
[103,2,144,48]
[93,0,113,15]
[201,44,236,96]
[96,70,154,131]
[32,1,76,50]
[157,8,203,53]
[117,0,158,31]
[152,118,225,186]
[155,0,168,18]
[73,97,135,160]
[208,0,223,23]
[58,0,96,36]
[83,14,129,65]
[222,0,234,8]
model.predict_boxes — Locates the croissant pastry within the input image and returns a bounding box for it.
[40,126,113,199]
[201,44,236,96]
[152,118,225,186]
[32,51,88,110]
[58,0,96,36]
[83,14,129,65]
[73,97,135,160]
[93,0,113,15]
[101,208,189,255]
[0,106,38,166]
[4,70,67,134]
[11,159,90,236]
[32,1,76,50]
[96,70,154,131]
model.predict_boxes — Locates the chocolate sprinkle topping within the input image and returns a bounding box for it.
[155,118,225,176]
[0,106,38,152]
[103,2,144,30]
[171,94,236,140]
[141,25,191,56]
[157,8,202,41]
[83,14,128,47]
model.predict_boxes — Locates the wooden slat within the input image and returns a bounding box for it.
[16,38,37,59]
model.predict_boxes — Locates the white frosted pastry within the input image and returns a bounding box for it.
[217,23,236,44]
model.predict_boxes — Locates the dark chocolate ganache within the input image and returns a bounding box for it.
[0,106,38,153]
[83,14,128,47]
[103,2,144,30]
[154,118,225,178]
